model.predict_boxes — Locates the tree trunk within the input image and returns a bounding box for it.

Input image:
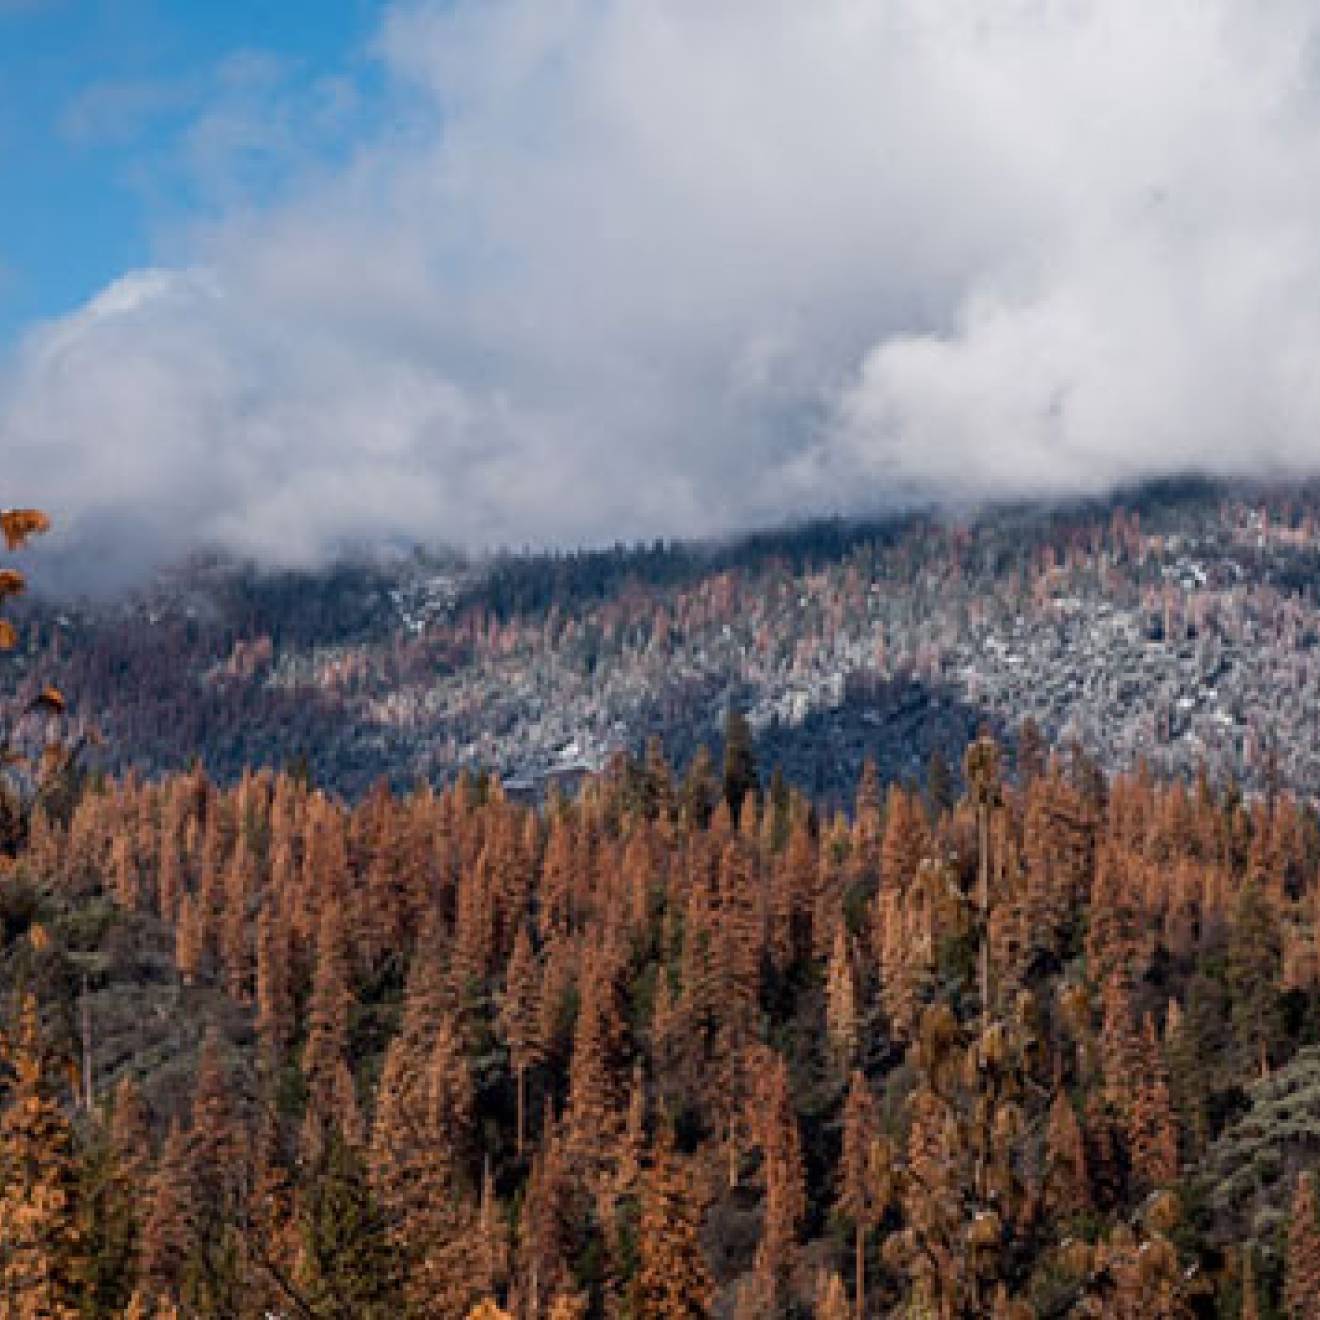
[978,803,991,1023]
[517,1062,526,1157]
[80,974,93,1110]
[855,1222,865,1319]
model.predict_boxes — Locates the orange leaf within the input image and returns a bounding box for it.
[0,569,25,599]
[0,619,16,651]
[31,686,66,714]
[0,508,50,551]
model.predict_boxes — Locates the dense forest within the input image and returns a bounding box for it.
[4,723,1320,1316]
[9,495,1320,1318]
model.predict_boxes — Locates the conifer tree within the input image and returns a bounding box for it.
[183,1030,247,1313]
[681,745,719,831]
[499,925,543,1156]
[629,1124,713,1318]
[1227,880,1284,1077]
[713,837,762,1035]
[81,1076,151,1315]
[752,1052,805,1305]
[243,1106,299,1320]
[537,933,579,1072]
[825,924,859,1069]
[964,735,1002,1019]
[566,943,630,1169]
[138,1121,195,1308]
[1241,1246,1260,1320]
[1084,1215,1191,1319]
[301,898,361,1159]
[1128,1016,1179,1191]
[1044,1089,1089,1218]
[156,831,184,927]
[298,1128,402,1320]
[1084,846,1143,993]
[255,898,294,1068]
[1099,973,1141,1113]
[1286,1170,1320,1320]
[219,839,256,1001]
[837,1070,890,1320]
[815,1270,851,1320]
[853,758,882,858]
[0,995,84,1318]
[518,1116,579,1311]
[722,708,759,823]
[539,813,577,940]
[371,1014,479,1314]
[926,748,954,818]
[174,893,204,987]
[879,784,929,894]
[110,832,140,912]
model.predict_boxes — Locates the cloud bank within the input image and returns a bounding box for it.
[8,0,1320,584]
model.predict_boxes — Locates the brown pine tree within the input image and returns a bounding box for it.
[565,942,629,1170]
[110,832,140,912]
[898,1081,964,1313]
[138,1121,196,1308]
[499,924,543,1156]
[825,924,859,1070]
[752,1051,805,1305]
[255,899,294,1067]
[837,1070,889,1320]
[714,838,763,1034]
[157,779,193,902]
[1084,1218,1190,1319]
[517,1116,578,1312]
[242,1106,298,1320]
[1286,1170,1320,1320]
[78,1074,152,1316]
[370,1014,479,1314]
[0,996,84,1318]
[1099,973,1141,1113]
[815,1271,851,1320]
[301,897,360,1159]
[630,1124,713,1318]
[109,1075,152,1186]
[1129,1016,1179,1191]
[537,933,578,1071]
[1241,1246,1260,1320]
[174,892,204,987]
[880,784,929,894]
[1044,1089,1090,1218]
[179,1031,247,1314]
[219,839,257,1002]
[189,1030,246,1210]
[538,813,577,940]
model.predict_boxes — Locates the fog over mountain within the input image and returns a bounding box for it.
[7,0,1320,587]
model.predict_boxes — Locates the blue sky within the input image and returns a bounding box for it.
[0,0,385,347]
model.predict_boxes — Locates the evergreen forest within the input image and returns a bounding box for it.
[4,509,1320,1318]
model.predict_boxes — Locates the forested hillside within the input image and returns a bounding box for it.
[4,730,1320,1316]
[15,478,1320,805]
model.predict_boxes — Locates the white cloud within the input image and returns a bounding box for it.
[59,77,192,147]
[9,0,1320,586]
